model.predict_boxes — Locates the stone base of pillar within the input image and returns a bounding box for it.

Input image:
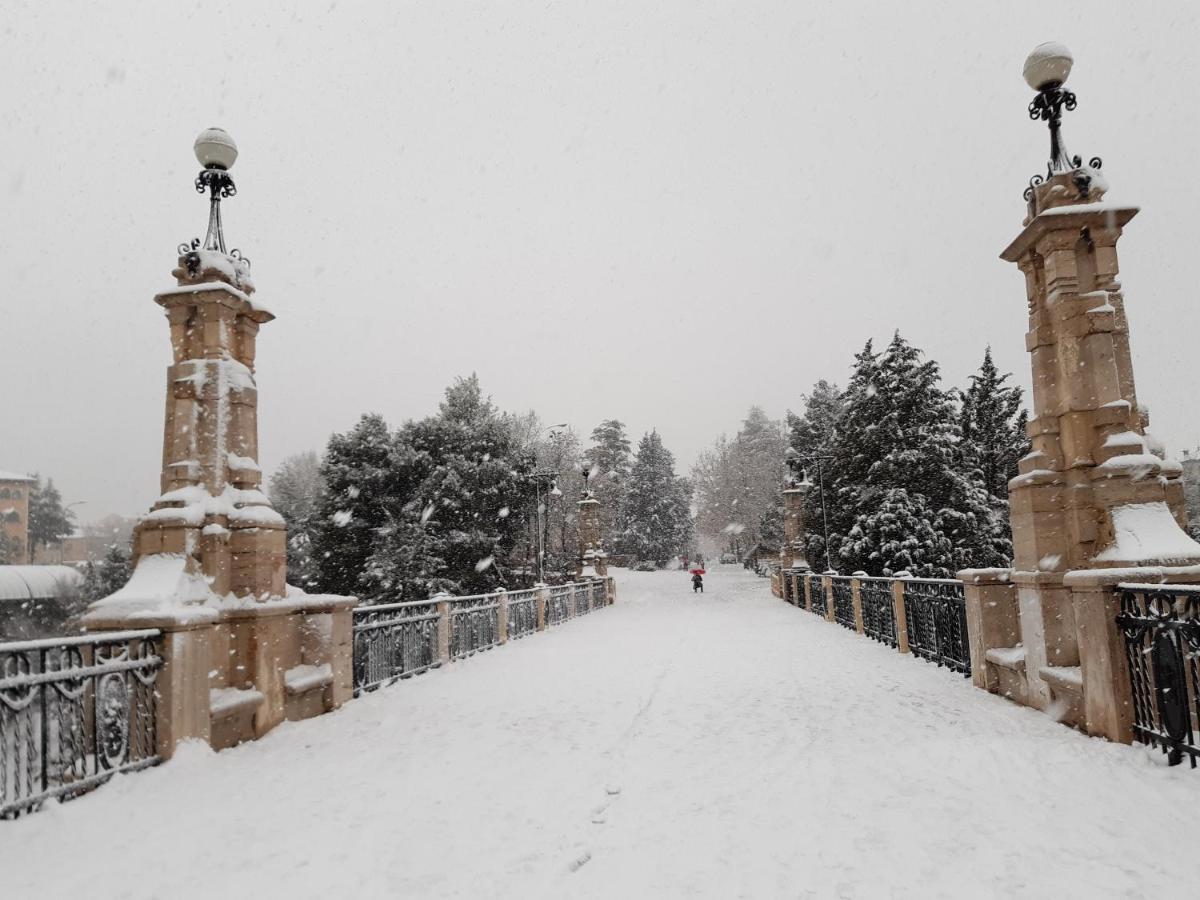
[84,562,355,754]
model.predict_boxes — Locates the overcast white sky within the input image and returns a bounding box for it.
[3,1,1199,521]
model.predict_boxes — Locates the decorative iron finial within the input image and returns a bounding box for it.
[1022,43,1102,201]
[192,127,238,254]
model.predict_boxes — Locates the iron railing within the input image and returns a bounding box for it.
[1116,584,1200,767]
[352,601,440,695]
[506,589,538,640]
[591,579,608,607]
[547,586,572,626]
[903,579,970,676]
[781,573,794,604]
[807,574,826,616]
[860,579,898,647]
[449,594,500,660]
[1,629,162,819]
[830,576,856,630]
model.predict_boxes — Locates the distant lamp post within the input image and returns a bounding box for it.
[193,127,239,254]
[1024,42,1101,199]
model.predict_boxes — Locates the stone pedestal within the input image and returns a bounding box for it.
[577,493,608,578]
[780,478,811,571]
[989,168,1200,738]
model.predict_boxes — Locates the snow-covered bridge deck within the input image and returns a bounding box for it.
[8,567,1200,898]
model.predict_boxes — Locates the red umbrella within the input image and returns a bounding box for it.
[689,568,706,575]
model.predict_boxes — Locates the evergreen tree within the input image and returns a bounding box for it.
[961,347,1029,501]
[27,476,74,558]
[310,414,408,597]
[823,334,1009,576]
[787,380,843,461]
[82,543,133,601]
[586,419,633,552]
[619,430,692,566]
[270,451,326,590]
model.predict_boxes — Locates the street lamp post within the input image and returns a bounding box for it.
[794,454,834,574]
[1023,42,1101,201]
[531,424,568,584]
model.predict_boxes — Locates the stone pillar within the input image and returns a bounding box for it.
[959,569,1022,697]
[892,580,909,654]
[497,590,509,644]
[135,250,286,597]
[577,491,607,578]
[999,166,1200,737]
[83,130,354,752]
[780,477,812,571]
[535,584,548,630]
[850,574,865,634]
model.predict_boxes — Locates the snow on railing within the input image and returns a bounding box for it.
[777,572,969,677]
[0,629,162,819]
[351,578,614,697]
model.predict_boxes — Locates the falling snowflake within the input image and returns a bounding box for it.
[475,555,495,572]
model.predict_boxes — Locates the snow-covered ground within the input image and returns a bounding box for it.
[6,566,1200,898]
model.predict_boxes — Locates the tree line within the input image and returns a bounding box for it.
[691,335,1028,578]
[273,375,694,602]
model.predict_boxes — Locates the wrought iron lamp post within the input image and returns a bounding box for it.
[193,127,239,254]
[1023,42,1101,200]
[791,451,833,574]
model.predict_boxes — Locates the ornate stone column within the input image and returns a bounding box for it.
[995,45,1200,738]
[84,129,353,753]
[780,474,811,570]
[577,485,607,578]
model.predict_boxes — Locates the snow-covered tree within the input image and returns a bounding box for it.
[586,419,633,552]
[310,414,407,598]
[820,334,1009,576]
[691,408,786,557]
[27,476,74,558]
[960,347,1029,502]
[270,451,326,590]
[82,543,132,601]
[619,430,692,566]
[787,380,843,462]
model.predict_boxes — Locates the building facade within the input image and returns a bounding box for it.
[0,470,34,564]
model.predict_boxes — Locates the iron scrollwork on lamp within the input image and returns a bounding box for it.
[1022,42,1102,202]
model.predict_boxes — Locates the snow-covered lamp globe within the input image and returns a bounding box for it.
[1023,42,1073,91]
[188,127,239,255]
[194,127,238,170]
[1023,42,1090,180]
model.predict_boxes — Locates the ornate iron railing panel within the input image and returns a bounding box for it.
[591,579,607,607]
[548,586,572,626]
[903,579,970,676]
[1,629,162,819]
[807,574,826,616]
[352,601,440,695]
[830,577,856,630]
[450,595,500,659]
[781,573,794,604]
[506,589,538,641]
[1116,584,1200,767]
[860,579,897,647]
[573,583,593,616]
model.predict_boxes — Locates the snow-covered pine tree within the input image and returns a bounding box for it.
[586,419,633,553]
[365,375,537,599]
[960,347,1029,502]
[619,430,691,566]
[269,451,326,590]
[82,543,133,601]
[26,476,75,560]
[786,379,845,570]
[824,334,1008,576]
[310,414,409,598]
